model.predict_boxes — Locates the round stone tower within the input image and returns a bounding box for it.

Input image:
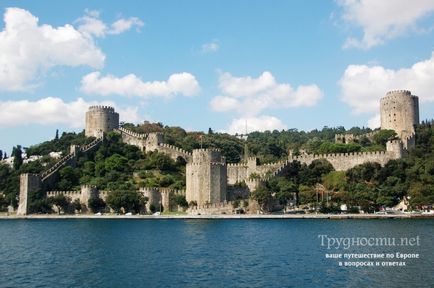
[380,90,419,139]
[85,106,119,137]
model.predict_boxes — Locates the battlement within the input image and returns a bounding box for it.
[80,138,103,153]
[210,161,226,166]
[86,106,119,137]
[386,90,411,96]
[158,143,192,156]
[117,127,147,139]
[193,148,221,152]
[88,105,116,112]
[46,190,81,198]
[227,162,247,168]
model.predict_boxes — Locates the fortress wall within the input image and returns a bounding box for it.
[140,187,185,212]
[156,143,192,161]
[188,201,234,215]
[144,133,163,151]
[17,174,41,215]
[120,131,147,151]
[227,186,250,201]
[255,161,286,175]
[80,138,103,154]
[40,152,78,188]
[210,163,227,203]
[46,191,82,201]
[335,131,378,144]
[288,150,399,171]
[245,178,266,192]
[227,164,247,185]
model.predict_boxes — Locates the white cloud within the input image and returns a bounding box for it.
[80,71,200,98]
[0,7,105,91]
[367,114,381,129]
[337,0,434,49]
[226,115,287,135]
[76,9,144,37]
[339,51,434,115]
[0,97,140,128]
[110,17,144,35]
[201,40,220,53]
[210,96,239,112]
[210,71,323,115]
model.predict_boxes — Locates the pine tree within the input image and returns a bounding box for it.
[0,150,3,160]
[12,145,23,170]
[55,129,59,140]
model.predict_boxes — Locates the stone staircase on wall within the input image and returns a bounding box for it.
[40,137,102,183]
[116,127,192,161]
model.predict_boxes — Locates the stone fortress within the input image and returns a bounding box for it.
[17,90,419,215]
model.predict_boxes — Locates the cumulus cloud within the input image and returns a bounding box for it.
[0,7,105,91]
[201,40,220,53]
[80,71,201,98]
[76,9,144,37]
[337,0,434,49]
[226,115,287,135]
[210,71,323,116]
[0,97,140,128]
[367,114,381,129]
[339,51,434,116]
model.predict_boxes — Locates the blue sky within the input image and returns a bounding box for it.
[1,0,434,154]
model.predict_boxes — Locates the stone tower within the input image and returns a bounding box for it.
[186,149,227,206]
[380,90,419,140]
[85,106,119,137]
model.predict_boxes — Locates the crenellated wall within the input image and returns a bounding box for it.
[140,187,185,212]
[116,127,147,150]
[115,127,192,161]
[335,131,378,144]
[156,143,192,162]
[286,147,401,171]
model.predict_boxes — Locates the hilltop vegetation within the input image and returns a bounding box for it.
[0,122,433,212]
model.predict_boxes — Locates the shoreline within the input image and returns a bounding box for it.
[1,213,434,220]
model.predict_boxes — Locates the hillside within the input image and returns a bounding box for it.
[1,121,433,213]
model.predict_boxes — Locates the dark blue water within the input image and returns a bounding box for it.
[0,219,433,288]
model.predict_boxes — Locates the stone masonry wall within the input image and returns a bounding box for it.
[85,106,119,137]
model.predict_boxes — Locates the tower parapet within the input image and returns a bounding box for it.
[85,106,119,137]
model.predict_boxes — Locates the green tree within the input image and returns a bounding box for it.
[170,194,188,209]
[373,129,397,146]
[276,182,297,208]
[12,145,23,170]
[0,194,8,211]
[88,197,106,213]
[58,166,80,190]
[50,194,71,214]
[106,190,147,214]
[72,198,82,213]
[250,187,273,212]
